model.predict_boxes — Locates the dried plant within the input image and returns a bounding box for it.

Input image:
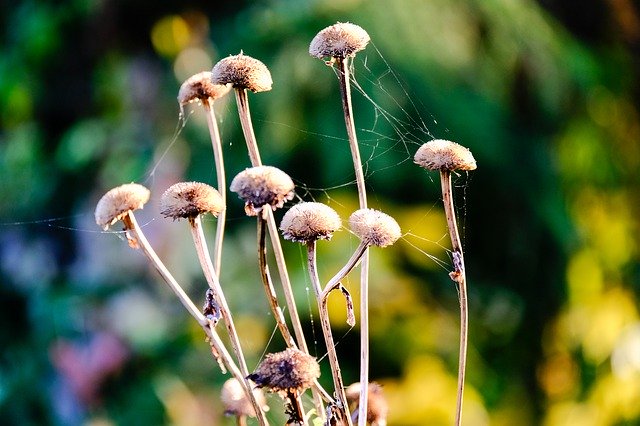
[96,21,476,426]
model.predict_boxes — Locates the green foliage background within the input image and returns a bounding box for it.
[1,0,639,425]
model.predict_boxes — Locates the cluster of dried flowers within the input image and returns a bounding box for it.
[95,21,476,426]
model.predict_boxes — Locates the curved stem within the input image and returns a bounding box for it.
[203,99,226,276]
[307,242,352,426]
[257,216,297,348]
[188,216,267,424]
[440,170,468,426]
[321,241,369,300]
[336,56,370,426]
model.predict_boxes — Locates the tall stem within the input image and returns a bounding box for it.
[307,241,352,426]
[203,99,226,276]
[336,56,370,426]
[188,215,266,423]
[440,170,468,426]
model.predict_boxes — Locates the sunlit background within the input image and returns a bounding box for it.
[1,0,639,425]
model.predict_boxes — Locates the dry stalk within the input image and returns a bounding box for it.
[440,170,468,426]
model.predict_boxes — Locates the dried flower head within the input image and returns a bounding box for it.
[280,202,341,243]
[414,139,477,172]
[247,348,320,393]
[220,378,268,418]
[160,182,224,220]
[211,53,272,93]
[230,166,294,216]
[95,183,150,230]
[309,22,370,60]
[177,71,231,105]
[346,382,389,426]
[349,208,401,248]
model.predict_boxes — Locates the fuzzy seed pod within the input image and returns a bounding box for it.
[95,183,150,230]
[220,378,269,418]
[309,22,370,59]
[345,382,389,426]
[280,202,341,243]
[230,166,294,216]
[211,53,272,93]
[160,182,224,220]
[177,71,231,105]
[349,208,401,248]
[414,139,477,172]
[247,348,320,393]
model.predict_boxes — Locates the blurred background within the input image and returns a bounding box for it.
[1,0,639,425]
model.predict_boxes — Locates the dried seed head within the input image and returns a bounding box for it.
[220,378,269,418]
[349,208,401,248]
[248,348,320,393]
[346,382,389,426]
[160,182,224,220]
[414,139,477,172]
[309,22,370,60]
[95,183,150,230]
[230,166,294,216]
[280,202,341,243]
[211,53,272,93]
[177,71,231,105]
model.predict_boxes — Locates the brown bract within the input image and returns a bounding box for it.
[247,348,320,393]
[280,202,341,243]
[346,382,389,425]
[309,22,370,59]
[211,53,272,93]
[414,139,477,172]
[95,183,150,230]
[349,208,401,248]
[230,166,294,216]
[160,182,224,220]
[220,378,268,418]
[177,71,231,105]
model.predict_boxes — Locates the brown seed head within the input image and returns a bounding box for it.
[346,382,389,426]
[211,53,272,93]
[95,183,150,230]
[177,71,231,105]
[309,22,370,60]
[349,208,401,248]
[280,202,341,243]
[160,182,224,220]
[220,378,269,418]
[247,348,320,393]
[414,139,477,171]
[230,166,294,216]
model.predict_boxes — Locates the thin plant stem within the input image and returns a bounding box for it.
[307,241,352,426]
[234,89,262,166]
[321,241,369,300]
[188,215,266,422]
[234,87,325,417]
[257,216,297,348]
[336,56,370,426]
[121,212,269,426]
[439,170,468,426]
[203,98,226,276]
